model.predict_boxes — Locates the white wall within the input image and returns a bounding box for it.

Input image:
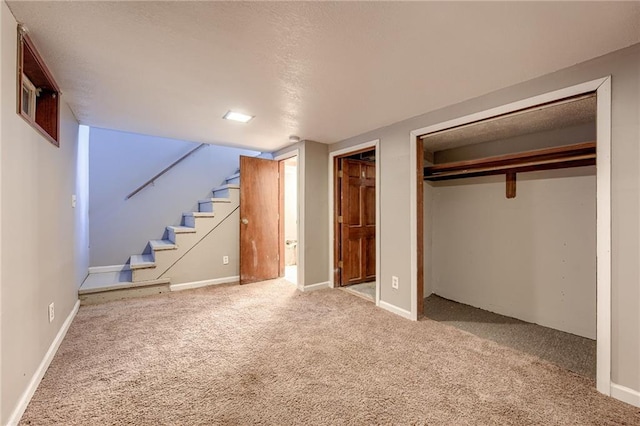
[89,127,257,267]
[76,126,90,285]
[1,2,88,423]
[423,182,433,297]
[284,161,298,265]
[429,168,596,339]
[332,43,640,392]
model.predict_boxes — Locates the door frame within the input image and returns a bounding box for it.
[409,77,612,396]
[274,150,301,287]
[328,140,380,306]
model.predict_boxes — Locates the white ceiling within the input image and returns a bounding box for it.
[7,1,640,152]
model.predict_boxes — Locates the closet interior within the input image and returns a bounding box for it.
[421,93,598,379]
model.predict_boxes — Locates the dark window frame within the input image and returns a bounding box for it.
[16,25,61,147]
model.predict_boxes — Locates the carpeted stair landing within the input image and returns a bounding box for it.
[20,279,640,425]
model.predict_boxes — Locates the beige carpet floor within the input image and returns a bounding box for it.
[20,279,640,425]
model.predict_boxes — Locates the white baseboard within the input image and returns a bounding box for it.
[7,299,80,426]
[611,382,640,408]
[170,275,239,292]
[298,281,330,292]
[379,300,413,320]
[88,264,129,274]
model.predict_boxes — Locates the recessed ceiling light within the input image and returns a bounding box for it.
[289,135,300,143]
[223,111,254,123]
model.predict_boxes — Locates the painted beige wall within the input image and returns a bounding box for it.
[332,43,640,391]
[430,168,596,339]
[302,141,329,286]
[1,2,87,422]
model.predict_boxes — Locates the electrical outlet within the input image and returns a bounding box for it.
[223,255,229,265]
[48,303,55,323]
[392,276,399,289]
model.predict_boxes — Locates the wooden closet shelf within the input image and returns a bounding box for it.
[424,141,596,181]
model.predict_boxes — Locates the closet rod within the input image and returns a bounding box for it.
[424,142,596,181]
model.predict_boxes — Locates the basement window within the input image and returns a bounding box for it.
[16,25,60,147]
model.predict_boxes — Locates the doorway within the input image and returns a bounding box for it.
[332,147,377,302]
[280,156,298,285]
[239,154,300,286]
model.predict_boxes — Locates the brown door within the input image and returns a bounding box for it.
[239,156,280,284]
[338,159,376,286]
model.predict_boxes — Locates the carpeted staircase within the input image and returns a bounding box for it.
[79,173,240,304]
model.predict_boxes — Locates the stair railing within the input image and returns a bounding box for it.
[126,143,207,200]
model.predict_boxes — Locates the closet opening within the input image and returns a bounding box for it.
[421,93,599,380]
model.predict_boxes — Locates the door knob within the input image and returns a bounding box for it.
[241,218,249,225]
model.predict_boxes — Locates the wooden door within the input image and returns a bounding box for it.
[338,159,376,286]
[239,156,280,284]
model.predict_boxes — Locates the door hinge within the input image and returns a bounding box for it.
[338,216,343,223]
[338,170,343,178]
[338,260,343,268]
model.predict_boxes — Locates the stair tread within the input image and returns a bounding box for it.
[167,225,196,233]
[198,198,231,204]
[79,274,170,295]
[212,183,240,192]
[130,254,155,269]
[183,211,216,217]
[149,239,177,250]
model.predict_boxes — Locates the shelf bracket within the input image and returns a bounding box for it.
[506,172,516,199]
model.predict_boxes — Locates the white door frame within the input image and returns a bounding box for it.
[274,149,302,287]
[328,140,381,306]
[409,77,612,396]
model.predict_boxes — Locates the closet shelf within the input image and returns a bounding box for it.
[424,141,596,181]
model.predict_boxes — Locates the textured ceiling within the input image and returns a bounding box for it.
[422,95,597,152]
[6,2,640,152]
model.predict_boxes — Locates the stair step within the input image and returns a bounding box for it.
[149,239,177,251]
[198,198,230,213]
[79,275,171,304]
[166,225,196,244]
[198,198,231,204]
[130,254,155,270]
[79,275,170,295]
[78,270,133,294]
[166,225,196,234]
[212,183,240,192]
[183,211,216,227]
[225,173,240,184]
[183,212,216,218]
[212,184,240,198]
